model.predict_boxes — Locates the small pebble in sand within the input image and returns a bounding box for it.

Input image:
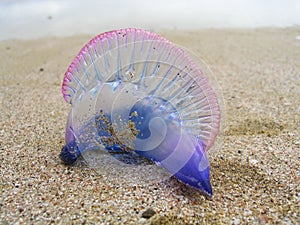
[141,208,156,219]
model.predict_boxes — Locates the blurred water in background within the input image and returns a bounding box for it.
[0,0,299,40]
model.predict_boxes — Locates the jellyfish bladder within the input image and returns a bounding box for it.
[60,28,221,196]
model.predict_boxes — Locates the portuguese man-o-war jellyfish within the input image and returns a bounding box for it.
[60,28,221,196]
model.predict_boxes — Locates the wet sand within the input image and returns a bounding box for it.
[0,28,299,224]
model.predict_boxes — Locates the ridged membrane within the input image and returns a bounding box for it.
[62,28,220,150]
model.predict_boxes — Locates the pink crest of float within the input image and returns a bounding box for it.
[61,28,220,150]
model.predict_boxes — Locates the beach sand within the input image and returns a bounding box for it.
[0,28,299,224]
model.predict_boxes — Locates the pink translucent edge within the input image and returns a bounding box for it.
[61,28,220,150]
[62,28,166,102]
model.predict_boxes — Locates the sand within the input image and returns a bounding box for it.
[0,28,299,224]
